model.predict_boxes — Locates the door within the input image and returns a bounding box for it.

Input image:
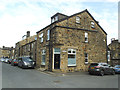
[54,54,60,69]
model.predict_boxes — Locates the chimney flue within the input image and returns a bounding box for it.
[27,31,30,38]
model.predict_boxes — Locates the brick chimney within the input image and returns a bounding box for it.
[27,31,30,38]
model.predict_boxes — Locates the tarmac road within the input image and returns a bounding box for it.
[1,62,119,88]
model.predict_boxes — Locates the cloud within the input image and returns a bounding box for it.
[0,0,118,47]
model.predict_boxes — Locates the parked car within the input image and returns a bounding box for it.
[4,58,9,63]
[8,59,13,64]
[18,57,36,69]
[0,58,5,62]
[11,59,18,66]
[114,65,120,74]
[88,63,115,76]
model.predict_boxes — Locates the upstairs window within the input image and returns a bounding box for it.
[47,30,50,41]
[51,16,58,23]
[39,33,43,43]
[31,43,34,49]
[85,53,88,64]
[55,16,58,21]
[52,18,54,23]
[85,32,88,43]
[28,44,30,51]
[76,16,80,23]
[91,21,95,28]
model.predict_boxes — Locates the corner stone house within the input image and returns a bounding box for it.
[36,9,107,73]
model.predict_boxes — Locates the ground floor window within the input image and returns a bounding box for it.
[85,53,88,64]
[68,49,76,66]
[41,50,46,65]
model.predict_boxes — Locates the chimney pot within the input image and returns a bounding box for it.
[27,31,30,38]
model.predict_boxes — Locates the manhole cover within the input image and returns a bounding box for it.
[53,80,61,83]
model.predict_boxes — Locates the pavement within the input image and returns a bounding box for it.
[41,70,89,76]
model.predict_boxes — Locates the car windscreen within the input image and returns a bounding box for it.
[90,63,98,66]
[115,65,120,68]
[23,57,33,62]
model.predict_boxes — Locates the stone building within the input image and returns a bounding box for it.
[0,48,2,58]
[36,9,107,72]
[1,46,13,58]
[15,31,37,61]
[9,47,15,59]
[108,38,120,66]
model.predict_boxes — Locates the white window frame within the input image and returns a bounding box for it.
[85,32,88,43]
[55,16,58,21]
[91,21,95,28]
[68,49,76,66]
[52,18,54,23]
[41,50,46,65]
[28,44,30,51]
[47,30,50,41]
[39,33,43,43]
[85,53,88,64]
[31,43,34,49]
[76,16,80,23]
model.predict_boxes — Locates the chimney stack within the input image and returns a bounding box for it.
[27,31,30,38]
[3,46,5,48]
[111,38,115,43]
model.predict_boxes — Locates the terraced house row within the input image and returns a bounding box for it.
[14,9,107,73]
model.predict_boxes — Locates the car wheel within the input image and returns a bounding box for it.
[100,70,104,76]
[111,70,115,75]
[21,64,24,69]
[89,72,92,75]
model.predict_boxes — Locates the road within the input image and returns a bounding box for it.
[1,62,119,88]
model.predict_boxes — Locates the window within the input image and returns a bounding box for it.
[85,53,88,64]
[76,16,80,23]
[54,48,60,54]
[39,33,43,43]
[91,21,95,28]
[85,32,88,42]
[28,44,30,51]
[68,49,76,66]
[55,16,58,21]
[41,50,46,65]
[47,30,50,41]
[52,18,54,23]
[31,43,34,49]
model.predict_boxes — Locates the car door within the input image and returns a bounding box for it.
[102,64,110,74]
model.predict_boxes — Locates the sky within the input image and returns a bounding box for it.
[0,0,119,48]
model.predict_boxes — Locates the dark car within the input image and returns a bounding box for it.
[114,65,120,73]
[8,59,13,64]
[11,59,19,66]
[18,57,36,69]
[88,63,115,76]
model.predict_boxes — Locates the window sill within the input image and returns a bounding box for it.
[76,22,81,25]
[68,65,76,67]
[85,62,88,65]
[91,27,95,29]
[83,41,89,43]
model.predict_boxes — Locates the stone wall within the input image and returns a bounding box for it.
[36,10,107,72]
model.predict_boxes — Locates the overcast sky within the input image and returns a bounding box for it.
[0,0,119,48]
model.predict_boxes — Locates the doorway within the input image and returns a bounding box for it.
[53,48,61,69]
[54,54,60,69]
